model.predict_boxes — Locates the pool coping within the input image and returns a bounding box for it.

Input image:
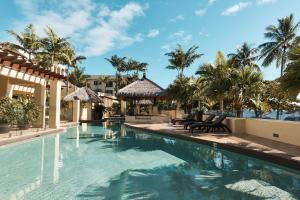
[125,123,300,171]
[0,122,79,147]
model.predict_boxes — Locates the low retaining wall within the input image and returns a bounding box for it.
[125,115,169,123]
[221,117,300,147]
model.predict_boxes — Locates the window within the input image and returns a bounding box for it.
[93,81,98,85]
[106,81,113,87]
[105,90,113,94]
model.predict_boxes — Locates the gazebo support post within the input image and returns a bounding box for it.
[120,99,127,115]
[72,100,80,122]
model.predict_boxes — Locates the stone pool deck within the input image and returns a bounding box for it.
[0,122,79,147]
[125,123,300,170]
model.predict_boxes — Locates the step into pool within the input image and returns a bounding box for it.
[0,122,299,199]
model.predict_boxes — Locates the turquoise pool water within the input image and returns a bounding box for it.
[0,122,300,199]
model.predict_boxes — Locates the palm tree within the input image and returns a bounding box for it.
[137,62,148,77]
[62,48,86,92]
[280,41,300,96]
[124,58,148,80]
[68,67,90,87]
[228,42,259,70]
[6,24,42,61]
[165,44,203,77]
[41,26,71,68]
[229,66,263,117]
[167,76,196,113]
[105,55,126,91]
[196,51,231,113]
[259,14,300,76]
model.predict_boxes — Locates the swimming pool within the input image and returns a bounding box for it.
[0,122,300,199]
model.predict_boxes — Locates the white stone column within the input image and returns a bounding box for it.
[49,79,61,128]
[0,76,13,98]
[72,100,80,122]
[34,83,46,128]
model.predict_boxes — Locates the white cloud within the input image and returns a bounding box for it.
[13,1,146,56]
[170,30,185,38]
[83,2,145,56]
[195,9,206,16]
[221,2,252,16]
[162,31,193,52]
[170,14,184,22]
[98,5,110,17]
[257,0,276,5]
[147,29,160,38]
[208,0,217,6]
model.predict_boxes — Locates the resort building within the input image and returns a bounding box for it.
[86,75,117,95]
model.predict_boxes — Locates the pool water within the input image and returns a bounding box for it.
[0,122,300,199]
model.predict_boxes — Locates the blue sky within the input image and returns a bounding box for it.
[1,0,300,88]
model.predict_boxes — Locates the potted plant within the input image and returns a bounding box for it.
[17,95,41,130]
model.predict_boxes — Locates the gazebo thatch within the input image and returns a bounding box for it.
[117,74,166,99]
[64,86,103,103]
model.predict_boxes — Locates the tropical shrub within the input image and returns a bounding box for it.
[94,104,107,119]
[0,97,19,125]
[16,96,41,127]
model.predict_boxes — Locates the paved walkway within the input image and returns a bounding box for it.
[0,122,79,146]
[125,123,300,170]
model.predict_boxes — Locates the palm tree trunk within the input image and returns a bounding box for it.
[220,95,224,114]
[66,65,70,94]
[280,47,286,77]
[115,71,118,92]
[276,48,286,119]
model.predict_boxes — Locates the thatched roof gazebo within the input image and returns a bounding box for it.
[117,74,166,99]
[116,74,167,116]
[64,86,103,103]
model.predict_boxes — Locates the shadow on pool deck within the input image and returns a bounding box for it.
[125,123,300,170]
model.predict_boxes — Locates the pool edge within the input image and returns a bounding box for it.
[124,123,300,171]
[0,122,80,147]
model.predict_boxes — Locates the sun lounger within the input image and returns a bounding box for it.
[189,115,231,133]
[183,114,215,130]
[171,115,196,125]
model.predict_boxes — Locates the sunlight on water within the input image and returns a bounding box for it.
[0,122,300,199]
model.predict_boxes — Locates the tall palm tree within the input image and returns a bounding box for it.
[229,66,263,117]
[105,55,126,91]
[41,26,71,68]
[167,76,196,113]
[196,51,231,113]
[137,62,148,76]
[259,14,300,76]
[280,41,300,96]
[62,48,86,92]
[68,67,90,88]
[228,42,259,70]
[6,24,42,61]
[165,44,203,77]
